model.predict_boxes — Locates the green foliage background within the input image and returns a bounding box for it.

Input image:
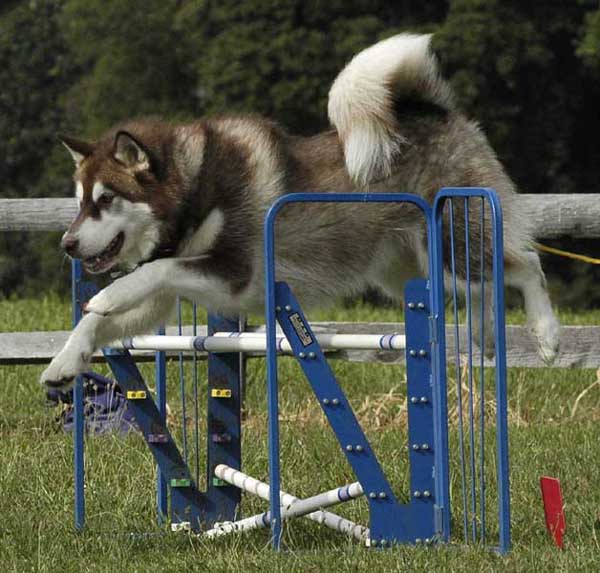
[1,0,599,305]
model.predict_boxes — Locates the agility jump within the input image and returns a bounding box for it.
[66,188,510,553]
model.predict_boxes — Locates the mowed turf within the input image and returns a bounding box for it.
[1,296,599,572]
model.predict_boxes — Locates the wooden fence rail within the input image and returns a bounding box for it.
[1,322,598,368]
[0,195,598,369]
[1,195,600,237]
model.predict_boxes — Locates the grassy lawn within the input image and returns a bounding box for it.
[1,296,599,572]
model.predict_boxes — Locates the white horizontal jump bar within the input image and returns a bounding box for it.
[208,464,369,541]
[115,332,405,354]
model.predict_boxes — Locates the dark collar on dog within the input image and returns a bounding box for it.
[144,246,177,263]
[110,246,176,279]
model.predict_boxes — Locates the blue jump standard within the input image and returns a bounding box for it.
[69,187,509,553]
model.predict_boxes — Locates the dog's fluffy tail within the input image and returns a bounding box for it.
[328,33,454,186]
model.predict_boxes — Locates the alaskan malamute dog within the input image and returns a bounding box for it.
[41,34,559,389]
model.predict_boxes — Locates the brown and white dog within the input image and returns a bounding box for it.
[41,34,560,389]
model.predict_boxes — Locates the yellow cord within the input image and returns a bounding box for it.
[534,243,600,265]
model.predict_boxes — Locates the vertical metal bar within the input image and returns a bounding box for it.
[177,297,188,464]
[265,207,282,550]
[405,279,437,543]
[72,259,85,531]
[431,198,451,542]
[489,195,511,553]
[464,198,478,541]
[155,326,168,524]
[192,303,200,486]
[448,200,469,541]
[238,315,247,404]
[479,198,486,543]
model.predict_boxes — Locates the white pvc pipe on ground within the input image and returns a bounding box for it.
[204,476,363,538]
[114,332,405,354]
[206,464,369,541]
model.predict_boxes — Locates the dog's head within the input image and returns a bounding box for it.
[59,123,191,274]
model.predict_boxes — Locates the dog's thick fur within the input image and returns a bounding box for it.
[41,33,559,388]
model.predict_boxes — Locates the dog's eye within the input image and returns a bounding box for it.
[98,194,114,207]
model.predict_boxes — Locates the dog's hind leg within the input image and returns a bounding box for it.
[469,282,496,359]
[369,233,427,302]
[505,251,560,363]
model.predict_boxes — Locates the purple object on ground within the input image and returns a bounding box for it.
[46,371,139,436]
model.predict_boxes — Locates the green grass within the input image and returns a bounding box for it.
[1,296,599,572]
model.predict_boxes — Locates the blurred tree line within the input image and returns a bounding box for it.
[1,0,599,307]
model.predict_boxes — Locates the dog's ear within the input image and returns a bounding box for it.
[58,135,94,166]
[113,131,151,172]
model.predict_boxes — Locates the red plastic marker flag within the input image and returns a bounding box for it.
[540,476,566,549]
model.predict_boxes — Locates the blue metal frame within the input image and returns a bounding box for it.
[69,186,509,551]
[104,322,243,531]
[71,261,99,531]
[103,351,210,528]
[263,189,509,551]
[404,279,438,538]
[155,328,168,524]
[71,259,85,531]
[70,273,244,533]
[273,280,436,546]
[205,313,243,523]
[263,192,445,548]
[432,187,510,554]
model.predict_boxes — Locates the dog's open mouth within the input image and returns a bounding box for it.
[83,232,125,274]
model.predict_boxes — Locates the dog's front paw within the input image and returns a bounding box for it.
[40,347,90,391]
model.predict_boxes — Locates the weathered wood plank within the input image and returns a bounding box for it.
[2,195,600,238]
[518,194,600,239]
[1,322,599,369]
[337,324,600,369]
[0,325,209,365]
[0,198,77,232]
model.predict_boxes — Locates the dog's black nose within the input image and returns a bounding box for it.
[62,234,79,256]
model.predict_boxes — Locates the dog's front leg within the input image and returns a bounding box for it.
[85,256,234,317]
[40,257,240,390]
[85,259,178,317]
[40,292,176,390]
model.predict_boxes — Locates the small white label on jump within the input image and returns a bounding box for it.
[289,313,313,347]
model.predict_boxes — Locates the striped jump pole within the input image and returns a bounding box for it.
[205,465,369,541]
[115,332,406,354]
